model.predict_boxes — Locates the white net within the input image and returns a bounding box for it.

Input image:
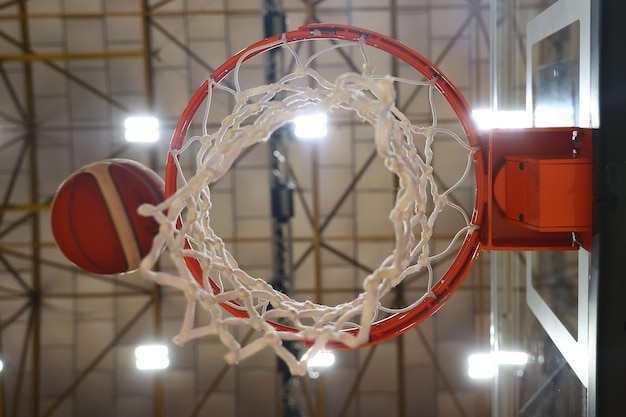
[139,30,479,375]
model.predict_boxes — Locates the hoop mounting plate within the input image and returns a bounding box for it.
[479,127,594,251]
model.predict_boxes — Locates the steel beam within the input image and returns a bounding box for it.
[0,51,144,61]
[40,299,154,417]
[0,29,129,112]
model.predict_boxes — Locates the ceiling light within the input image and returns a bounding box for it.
[293,112,328,140]
[307,350,335,368]
[306,350,336,379]
[472,109,531,130]
[467,351,528,380]
[135,344,169,370]
[124,116,159,143]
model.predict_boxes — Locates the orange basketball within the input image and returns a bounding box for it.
[51,159,165,275]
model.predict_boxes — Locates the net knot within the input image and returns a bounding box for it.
[434,194,448,206]
[264,330,281,347]
[232,285,247,298]
[362,62,375,76]
[418,253,429,267]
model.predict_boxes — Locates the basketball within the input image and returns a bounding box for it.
[50,159,165,275]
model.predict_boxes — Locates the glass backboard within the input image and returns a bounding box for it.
[490,1,626,416]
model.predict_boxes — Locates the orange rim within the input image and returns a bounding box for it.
[165,23,486,346]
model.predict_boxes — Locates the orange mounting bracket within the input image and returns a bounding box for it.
[478,127,594,252]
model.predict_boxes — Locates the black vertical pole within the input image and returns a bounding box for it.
[263,3,303,417]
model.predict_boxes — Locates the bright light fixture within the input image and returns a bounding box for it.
[306,350,336,379]
[135,344,169,370]
[534,104,575,127]
[307,350,336,368]
[0,359,3,372]
[467,353,496,379]
[124,116,159,143]
[293,112,328,140]
[472,109,531,130]
[497,350,529,366]
[467,351,528,379]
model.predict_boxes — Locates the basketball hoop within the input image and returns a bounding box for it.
[138,24,487,375]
